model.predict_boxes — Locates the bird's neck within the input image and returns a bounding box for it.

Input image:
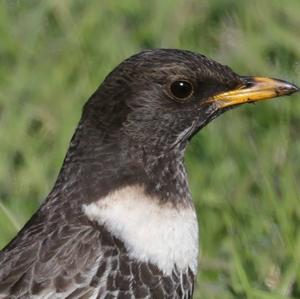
[52,125,191,207]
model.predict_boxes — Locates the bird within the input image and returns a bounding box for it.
[0,49,298,299]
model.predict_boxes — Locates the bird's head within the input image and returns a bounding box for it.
[59,48,300,203]
[82,49,298,158]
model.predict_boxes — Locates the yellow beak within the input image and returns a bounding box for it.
[213,77,299,108]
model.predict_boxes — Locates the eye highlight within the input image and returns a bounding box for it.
[169,80,194,101]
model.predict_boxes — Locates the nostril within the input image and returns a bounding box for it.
[245,81,253,88]
[241,77,255,88]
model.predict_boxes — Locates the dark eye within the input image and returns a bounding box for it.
[169,80,194,101]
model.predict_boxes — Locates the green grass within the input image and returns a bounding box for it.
[0,0,299,298]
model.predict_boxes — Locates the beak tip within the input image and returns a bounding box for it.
[280,81,299,95]
[291,84,299,94]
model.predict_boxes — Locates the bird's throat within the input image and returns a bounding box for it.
[82,184,199,275]
[53,125,192,208]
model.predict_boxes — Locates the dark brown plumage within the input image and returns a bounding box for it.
[0,49,298,299]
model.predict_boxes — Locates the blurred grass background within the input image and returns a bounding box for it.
[0,0,299,298]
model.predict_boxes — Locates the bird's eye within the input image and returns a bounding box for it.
[169,80,194,101]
